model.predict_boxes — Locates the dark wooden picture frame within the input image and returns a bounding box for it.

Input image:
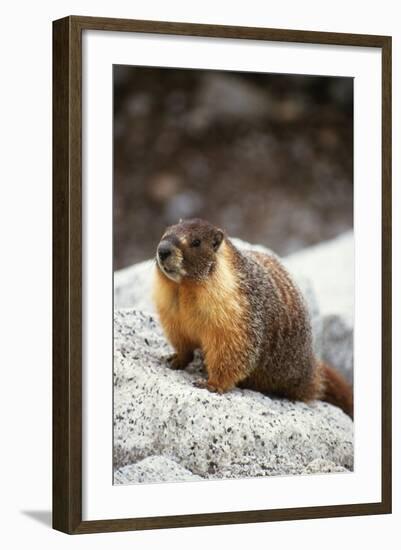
[53,15,392,534]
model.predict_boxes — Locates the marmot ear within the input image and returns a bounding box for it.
[212,230,224,251]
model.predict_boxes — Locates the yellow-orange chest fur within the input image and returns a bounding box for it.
[153,253,246,353]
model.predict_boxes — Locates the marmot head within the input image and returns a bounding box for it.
[156,218,224,283]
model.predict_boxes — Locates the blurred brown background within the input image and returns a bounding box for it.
[113,66,353,270]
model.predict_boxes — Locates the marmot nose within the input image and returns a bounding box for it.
[158,241,173,262]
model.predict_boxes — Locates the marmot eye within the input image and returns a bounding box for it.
[191,239,201,247]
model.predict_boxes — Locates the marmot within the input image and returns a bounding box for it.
[153,218,353,418]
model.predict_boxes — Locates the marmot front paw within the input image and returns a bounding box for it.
[193,378,224,394]
[166,353,191,370]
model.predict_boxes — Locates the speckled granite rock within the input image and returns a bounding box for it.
[113,309,353,483]
[114,259,156,314]
[302,458,349,475]
[114,233,353,382]
[114,456,202,484]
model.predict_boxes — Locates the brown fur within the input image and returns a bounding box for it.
[153,218,353,418]
[320,361,354,418]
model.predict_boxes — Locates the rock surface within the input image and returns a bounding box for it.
[113,309,354,484]
[301,458,348,475]
[114,456,202,484]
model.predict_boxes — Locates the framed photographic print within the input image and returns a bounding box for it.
[52,15,392,534]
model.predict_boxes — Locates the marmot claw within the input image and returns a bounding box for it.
[193,379,223,394]
[166,353,187,370]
